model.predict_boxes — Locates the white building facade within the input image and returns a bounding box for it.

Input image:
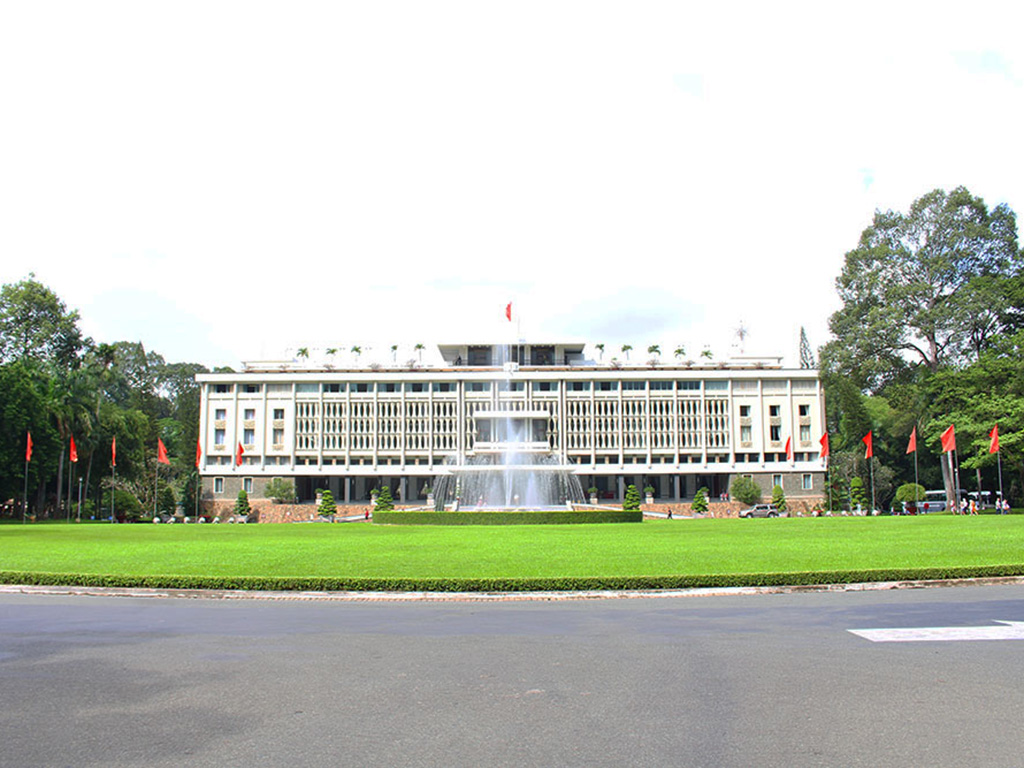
[197,342,826,506]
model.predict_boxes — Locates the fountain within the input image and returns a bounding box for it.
[431,350,587,511]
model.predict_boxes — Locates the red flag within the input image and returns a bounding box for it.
[989,424,1000,454]
[940,424,956,453]
[819,432,830,458]
[784,436,793,461]
[863,431,873,459]
[157,438,170,465]
[26,432,33,463]
[236,442,244,466]
[195,438,202,468]
[70,435,78,464]
[111,436,117,467]
[505,302,512,322]
[906,427,917,454]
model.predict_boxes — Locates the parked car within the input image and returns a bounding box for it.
[739,503,784,518]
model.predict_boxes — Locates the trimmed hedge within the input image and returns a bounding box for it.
[3,563,1024,593]
[372,510,643,525]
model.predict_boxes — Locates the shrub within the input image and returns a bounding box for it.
[374,486,395,511]
[265,478,296,504]
[101,489,144,522]
[691,487,709,514]
[895,483,926,504]
[156,482,176,516]
[730,476,761,506]
[234,490,251,517]
[771,484,787,512]
[623,484,642,511]
[849,477,867,511]
[318,489,336,517]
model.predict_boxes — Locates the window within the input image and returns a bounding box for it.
[243,478,253,494]
[597,381,618,391]
[215,408,226,420]
[800,425,811,442]
[770,425,781,441]
[532,381,557,392]
[467,346,492,366]
[769,405,781,417]
[466,382,491,392]
[405,382,426,393]
[353,383,374,393]
[530,346,555,365]
[622,381,645,390]
[273,428,284,444]
[323,383,344,393]
[214,384,232,393]
[567,381,591,391]
[214,477,224,494]
[739,405,750,417]
[650,381,672,390]
[705,381,728,391]
[772,474,782,488]
[740,425,752,442]
[214,428,225,444]
[677,381,700,391]
[296,383,318,393]
[799,404,810,417]
[244,408,255,421]
[273,408,284,420]
[802,474,813,490]
[243,384,261,393]
[432,382,454,393]
[243,429,255,444]
[499,381,525,391]
[380,383,399,393]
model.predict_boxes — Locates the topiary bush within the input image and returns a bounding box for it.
[235,489,252,517]
[849,477,867,512]
[691,487,709,514]
[318,489,336,517]
[771,484,787,512]
[623,484,642,511]
[730,476,761,506]
[374,485,395,511]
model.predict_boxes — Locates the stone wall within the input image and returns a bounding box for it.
[642,495,825,518]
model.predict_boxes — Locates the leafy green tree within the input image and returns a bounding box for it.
[823,186,1020,390]
[729,476,761,506]
[374,485,395,511]
[264,478,296,503]
[0,274,87,369]
[895,483,926,505]
[156,481,176,515]
[691,487,709,514]
[318,489,336,517]
[623,484,641,511]
[771,484,787,512]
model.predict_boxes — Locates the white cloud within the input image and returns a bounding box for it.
[1,1,1021,369]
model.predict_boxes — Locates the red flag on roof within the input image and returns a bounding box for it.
[236,443,244,466]
[819,432,829,459]
[70,435,78,463]
[989,424,1000,454]
[157,438,170,465]
[505,302,512,322]
[784,436,793,461]
[863,431,873,459]
[941,424,956,453]
[906,427,917,454]
[26,432,32,463]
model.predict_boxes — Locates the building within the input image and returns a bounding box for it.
[196,342,826,506]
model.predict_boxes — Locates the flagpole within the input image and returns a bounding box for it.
[997,451,1004,511]
[23,457,28,525]
[111,463,116,523]
[154,458,159,519]
[868,455,875,515]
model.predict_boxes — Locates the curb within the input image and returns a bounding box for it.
[3,576,1024,603]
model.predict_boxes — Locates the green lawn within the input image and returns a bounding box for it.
[2,516,1023,590]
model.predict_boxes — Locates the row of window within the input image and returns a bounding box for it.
[212,379,801,395]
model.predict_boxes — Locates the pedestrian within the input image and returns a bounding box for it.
[365,508,370,520]
[970,498,978,515]
[667,507,673,519]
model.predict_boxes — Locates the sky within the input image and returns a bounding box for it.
[1,1,1022,370]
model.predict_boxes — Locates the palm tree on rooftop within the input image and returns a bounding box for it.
[674,345,686,362]
[595,343,605,361]
[350,345,362,364]
[621,344,632,361]
[414,343,425,362]
[391,344,398,363]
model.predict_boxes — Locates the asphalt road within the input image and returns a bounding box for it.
[2,585,1024,767]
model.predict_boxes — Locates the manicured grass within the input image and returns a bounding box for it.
[2,516,1024,591]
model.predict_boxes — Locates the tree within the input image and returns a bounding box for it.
[823,186,1020,390]
[414,343,425,362]
[691,487,709,514]
[264,477,296,503]
[595,343,605,360]
[729,476,761,506]
[849,477,867,512]
[771,484,787,512]
[318,489,336,517]
[234,489,251,517]
[895,483,926,508]
[799,327,816,369]
[674,345,686,363]
[374,485,395,511]
[620,344,632,361]
[622,484,641,511]
[0,275,87,369]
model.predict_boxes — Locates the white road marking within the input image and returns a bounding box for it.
[849,620,1024,642]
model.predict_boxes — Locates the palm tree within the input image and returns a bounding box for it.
[390,344,398,363]
[674,345,686,362]
[647,344,661,358]
[621,344,632,361]
[595,343,605,361]
[414,343,425,362]
[296,347,309,360]
[701,346,713,360]
[350,345,362,364]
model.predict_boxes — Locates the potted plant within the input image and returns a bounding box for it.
[423,485,434,507]
[588,486,599,505]
[643,485,655,505]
